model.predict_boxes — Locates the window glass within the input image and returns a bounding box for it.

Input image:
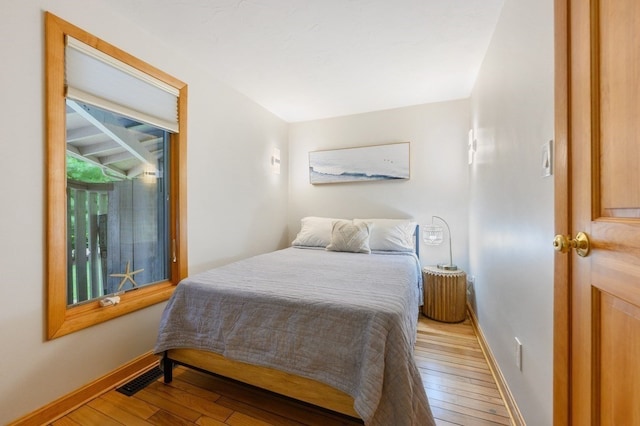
[66,102,169,305]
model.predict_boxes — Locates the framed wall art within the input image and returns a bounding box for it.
[309,142,410,184]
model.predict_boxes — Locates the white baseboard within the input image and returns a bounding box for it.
[467,303,526,426]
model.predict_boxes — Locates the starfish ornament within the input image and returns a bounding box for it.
[110,261,144,291]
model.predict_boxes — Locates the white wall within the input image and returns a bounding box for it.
[0,2,288,423]
[469,0,554,424]
[288,101,470,271]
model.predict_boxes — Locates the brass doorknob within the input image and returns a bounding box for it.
[553,232,590,257]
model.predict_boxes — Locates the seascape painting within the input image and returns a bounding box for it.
[309,142,410,184]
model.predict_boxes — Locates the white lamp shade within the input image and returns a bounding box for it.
[423,225,443,245]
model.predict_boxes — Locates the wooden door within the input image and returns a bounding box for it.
[555,0,640,424]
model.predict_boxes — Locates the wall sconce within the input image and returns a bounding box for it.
[271,147,281,174]
[423,216,457,270]
[142,167,161,182]
[468,129,477,165]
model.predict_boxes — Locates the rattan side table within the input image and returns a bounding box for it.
[422,266,467,323]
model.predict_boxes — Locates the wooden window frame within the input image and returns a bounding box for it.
[45,12,188,339]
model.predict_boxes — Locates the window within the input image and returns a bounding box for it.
[46,12,188,339]
[66,102,171,304]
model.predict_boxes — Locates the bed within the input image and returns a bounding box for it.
[154,218,435,426]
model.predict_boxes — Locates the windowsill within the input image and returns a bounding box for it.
[48,281,176,339]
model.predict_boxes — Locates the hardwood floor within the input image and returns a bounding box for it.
[51,314,513,426]
[416,316,512,425]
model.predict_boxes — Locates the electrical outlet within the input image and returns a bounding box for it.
[515,337,523,371]
[466,275,475,296]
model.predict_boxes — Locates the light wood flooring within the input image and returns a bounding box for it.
[51,314,512,426]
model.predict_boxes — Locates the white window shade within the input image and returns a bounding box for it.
[65,36,179,133]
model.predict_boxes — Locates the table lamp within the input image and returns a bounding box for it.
[423,215,457,270]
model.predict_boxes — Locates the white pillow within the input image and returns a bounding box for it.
[353,218,416,252]
[326,220,372,254]
[291,216,338,248]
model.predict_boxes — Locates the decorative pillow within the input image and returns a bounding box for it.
[326,220,372,254]
[353,218,416,252]
[291,216,338,248]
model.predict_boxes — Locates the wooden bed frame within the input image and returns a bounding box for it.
[161,348,359,418]
[160,225,420,419]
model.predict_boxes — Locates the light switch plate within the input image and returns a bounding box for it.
[541,140,552,177]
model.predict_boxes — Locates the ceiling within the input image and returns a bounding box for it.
[97,0,504,122]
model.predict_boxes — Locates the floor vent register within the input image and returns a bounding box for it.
[116,365,164,396]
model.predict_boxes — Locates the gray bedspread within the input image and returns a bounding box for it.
[154,247,434,426]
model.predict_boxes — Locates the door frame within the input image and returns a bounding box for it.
[553,0,571,423]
